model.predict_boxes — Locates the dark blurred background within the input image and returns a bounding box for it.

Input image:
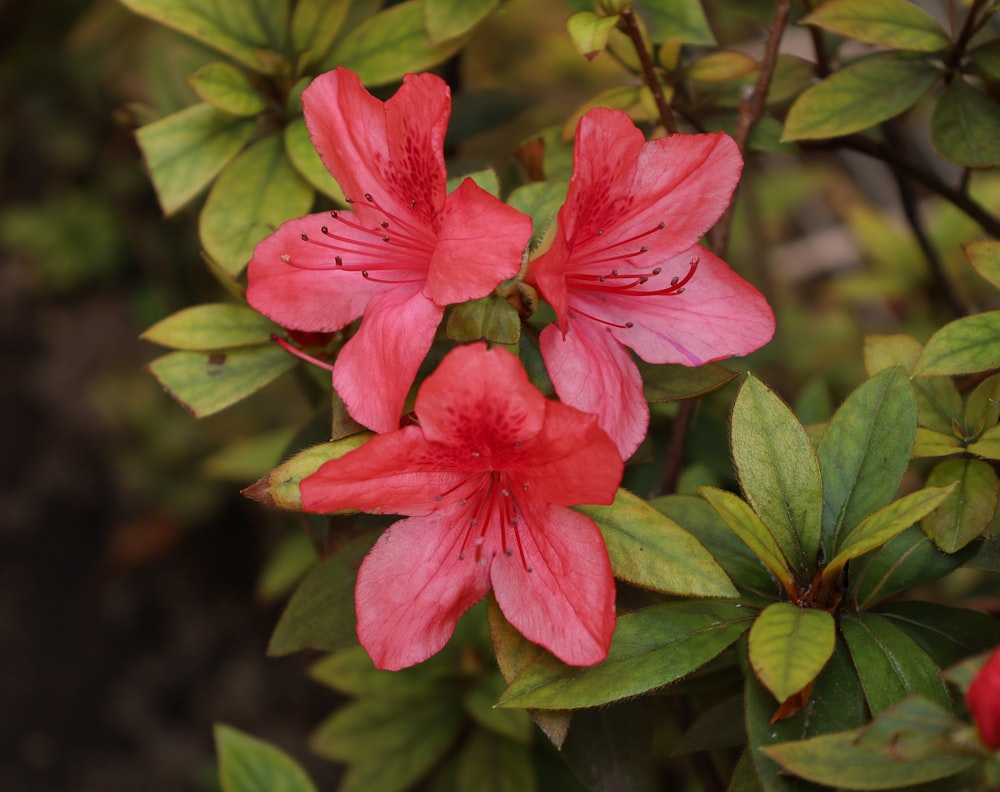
[0,2,341,789]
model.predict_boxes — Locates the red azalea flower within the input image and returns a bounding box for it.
[247,67,531,432]
[300,343,622,671]
[526,108,775,457]
[968,647,1000,749]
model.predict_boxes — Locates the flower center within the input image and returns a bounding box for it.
[281,192,436,284]
[445,471,533,572]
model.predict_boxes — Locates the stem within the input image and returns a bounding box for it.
[618,6,677,135]
[710,0,793,257]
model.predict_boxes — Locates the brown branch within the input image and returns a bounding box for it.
[618,6,677,135]
[710,0,794,257]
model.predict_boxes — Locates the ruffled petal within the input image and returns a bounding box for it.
[425,179,531,305]
[415,344,546,453]
[584,247,776,366]
[539,321,649,459]
[491,502,615,666]
[246,213,381,332]
[355,506,494,670]
[333,283,444,432]
[300,427,470,516]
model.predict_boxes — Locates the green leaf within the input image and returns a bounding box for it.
[763,697,975,790]
[147,345,296,418]
[876,601,1000,668]
[310,695,464,792]
[652,494,778,602]
[462,674,533,745]
[697,486,795,595]
[970,424,1000,459]
[687,50,758,81]
[119,0,289,72]
[135,103,257,215]
[849,525,978,610]
[817,367,917,556]
[267,530,380,656]
[823,484,957,584]
[243,437,373,511]
[329,0,470,87]
[802,0,951,52]
[639,0,717,45]
[309,645,452,699]
[841,612,951,715]
[456,729,537,792]
[141,303,277,350]
[497,601,750,709]
[425,0,501,44]
[781,55,940,141]
[507,181,567,247]
[863,332,923,375]
[914,311,1000,377]
[291,0,351,70]
[446,295,520,345]
[187,62,267,117]
[559,700,654,792]
[215,724,317,792]
[283,118,345,203]
[578,488,738,598]
[913,427,965,458]
[200,134,315,278]
[566,12,619,61]
[964,240,1000,291]
[731,375,823,582]
[639,361,737,402]
[748,603,836,704]
[931,79,1000,167]
[966,372,1000,435]
[970,38,1000,80]
[254,530,318,604]
[921,458,1000,552]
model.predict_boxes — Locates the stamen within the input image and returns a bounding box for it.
[270,334,334,373]
[569,306,633,329]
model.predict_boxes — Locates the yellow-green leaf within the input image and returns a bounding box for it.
[921,458,1000,552]
[914,311,1000,377]
[291,0,351,70]
[141,303,277,350]
[964,240,1000,290]
[187,62,267,117]
[425,0,502,44]
[215,724,317,792]
[566,11,619,61]
[283,118,345,203]
[446,295,520,345]
[688,51,758,81]
[930,79,1000,167]
[802,0,950,52]
[748,603,836,704]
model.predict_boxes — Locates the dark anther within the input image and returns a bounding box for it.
[409,200,416,208]
[653,267,662,275]
[364,193,374,202]
[345,197,354,203]
[335,256,343,266]
[597,228,605,236]
[330,211,338,218]
[639,245,649,253]
[382,235,390,242]
[657,221,665,229]
[671,276,680,286]
[361,270,369,277]
[625,321,634,328]
[381,221,389,228]
[300,233,308,241]
[320,226,328,234]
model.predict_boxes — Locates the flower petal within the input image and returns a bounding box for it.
[302,68,449,223]
[415,344,546,453]
[300,427,469,516]
[425,178,531,305]
[355,507,494,670]
[539,321,648,459]
[246,213,381,332]
[491,502,615,666]
[333,283,444,432]
[590,246,776,365]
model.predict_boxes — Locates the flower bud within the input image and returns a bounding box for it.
[968,647,1000,750]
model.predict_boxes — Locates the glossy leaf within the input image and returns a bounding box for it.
[802,0,951,52]
[243,437,372,511]
[187,62,267,117]
[748,603,836,704]
[141,303,277,350]
[876,601,1000,668]
[566,12,619,61]
[639,361,737,402]
[578,488,738,598]
[841,612,951,714]
[849,525,978,610]
[731,375,822,582]
[922,458,1000,552]
[817,367,917,556]
[823,484,956,584]
[497,601,750,709]
[267,530,379,656]
[914,311,1000,377]
[291,0,351,69]
[283,118,345,203]
[215,724,317,792]
[310,695,463,792]
[931,79,1000,167]
[425,0,501,43]
[456,729,536,792]
[200,134,314,278]
[329,0,469,87]
[146,345,297,418]
[697,487,794,596]
[446,295,520,345]
[135,104,256,215]
[782,56,939,141]
[763,697,975,789]
[640,0,716,44]
[119,0,289,73]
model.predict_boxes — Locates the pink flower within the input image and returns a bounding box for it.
[300,343,622,671]
[968,647,1000,749]
[247,67,531,432]
[526,108,775,457]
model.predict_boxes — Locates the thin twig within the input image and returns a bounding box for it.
[711,0,794,257]
[618,6,677,135]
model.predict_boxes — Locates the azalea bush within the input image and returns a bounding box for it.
[121,0,1000,789]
